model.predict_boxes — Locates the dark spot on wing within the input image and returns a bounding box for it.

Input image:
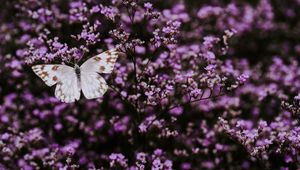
[52,76,58,81]
[40,71,48,78]
[52,65,59,71]
[94,57,101,61]
[100,66,105,72]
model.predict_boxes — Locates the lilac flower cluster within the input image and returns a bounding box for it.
[1,0,300,169]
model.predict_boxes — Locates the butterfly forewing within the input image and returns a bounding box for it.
[32,64,65,87]
[32,64,81,103]
[80,49,119,74]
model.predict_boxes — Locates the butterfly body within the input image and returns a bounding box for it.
[74,64,81,78]
[32,49,120,103]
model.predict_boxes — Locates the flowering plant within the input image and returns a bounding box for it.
[0,0,300,169]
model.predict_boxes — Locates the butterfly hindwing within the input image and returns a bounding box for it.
[32,64,81,103]
[80,49,119,74]
[55,74,81,103]
[80,71,108,99]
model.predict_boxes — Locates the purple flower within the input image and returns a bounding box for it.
[109,153,128,168]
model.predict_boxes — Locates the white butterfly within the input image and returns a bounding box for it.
[32,49,120,103]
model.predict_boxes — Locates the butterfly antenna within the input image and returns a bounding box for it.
[72,58,77,66]
[67,59,75,66]
[73,57,76,65]
[73,50,85,65]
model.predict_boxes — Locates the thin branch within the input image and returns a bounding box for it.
[167,91,224,112]
[145,87,225,131]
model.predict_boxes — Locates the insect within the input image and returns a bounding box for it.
[32,49,121,103]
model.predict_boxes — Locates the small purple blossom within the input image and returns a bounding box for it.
[109,153,128,168]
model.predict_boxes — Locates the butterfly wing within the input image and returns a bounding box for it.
[79,49,120,99]
[80,71,108,99]
[80,49,120,74]
[32,65,81,103]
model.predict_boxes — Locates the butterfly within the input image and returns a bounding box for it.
[32,49,121,103]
